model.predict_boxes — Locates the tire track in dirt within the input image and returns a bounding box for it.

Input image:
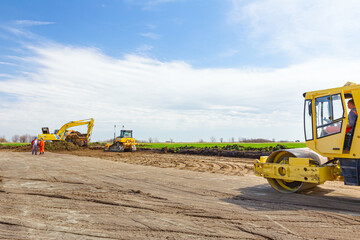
[2,159,255,238]
[58,150,254,176]
[0,219,116,239]
[301,210,360,225]
[231,192,360,214]
[3,171,234,218]
[1,184,264,239]
[2,152,360,239]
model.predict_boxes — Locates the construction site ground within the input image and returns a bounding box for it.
[1,149,360,239]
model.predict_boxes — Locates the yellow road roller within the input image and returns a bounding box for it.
[255,82,360,193]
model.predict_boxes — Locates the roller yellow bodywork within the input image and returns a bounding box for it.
[255,82,360,193]
[254,157,340,184]
[305,83,360,158]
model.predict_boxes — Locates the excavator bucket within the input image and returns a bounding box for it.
[66,131,88,146]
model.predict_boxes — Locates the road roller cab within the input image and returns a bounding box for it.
[254,82,360,193]
[304,82,359,158]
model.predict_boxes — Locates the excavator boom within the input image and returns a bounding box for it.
[38,118,94,146]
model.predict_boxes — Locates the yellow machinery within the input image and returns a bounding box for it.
[104,129,137,152]
[38,118,94,146]
[255,82,360,193]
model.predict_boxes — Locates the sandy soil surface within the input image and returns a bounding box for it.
[1,151,360,239]
[57,149,256,176]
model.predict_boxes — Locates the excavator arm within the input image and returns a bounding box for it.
[56,118,94,140]
[38,118,94,145]
[86,118,94,142]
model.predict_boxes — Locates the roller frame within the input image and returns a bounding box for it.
[254,148,342,193]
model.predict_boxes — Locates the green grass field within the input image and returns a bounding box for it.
[1,142,307,150]
[139,142,306,149]
[0,143,30,146]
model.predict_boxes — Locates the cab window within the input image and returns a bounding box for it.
[315,94,344,138]
[121,131,132,138]
[332,94,344,120]
[304,100,313,141]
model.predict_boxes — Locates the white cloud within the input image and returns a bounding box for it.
[229,0,360,59]
[139,32,161,40]
[135,44,154,54]
[146,24,158,29]
[124,0,182,11]
[0,61,16,66]
[2,26,28,37]
[140,0,181,9]
[13,20,55,27]
[219,49,239,58]
[0,43,358,141]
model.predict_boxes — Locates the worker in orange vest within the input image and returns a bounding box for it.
[39,138,45,155]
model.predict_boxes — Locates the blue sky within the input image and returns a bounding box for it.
[0,0,290,70]
[1,0,360,142]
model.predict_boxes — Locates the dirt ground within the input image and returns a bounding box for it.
[1,150,360,239]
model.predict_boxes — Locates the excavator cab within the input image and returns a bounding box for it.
[254,83,360,193]
[42,127,50,134]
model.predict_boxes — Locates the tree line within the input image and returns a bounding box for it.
[0,134,37,143]
[0,135,288,144]
[201,137,278,143]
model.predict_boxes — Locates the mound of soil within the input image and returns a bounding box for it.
[0,143,280,159]
[88,145,106,150]
[149,144,288,158]
[45,142,80,151]
[152,147,271,159]
[0,142,81,152]
[0,144,31,152]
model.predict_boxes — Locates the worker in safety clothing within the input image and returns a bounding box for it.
[347,99,358,133]
[31,137,38,155]
[39,138,45,155]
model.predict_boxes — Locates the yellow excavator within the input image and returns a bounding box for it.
[254,82,360,193]
[104,129,137,152]
[38,118,94,146]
